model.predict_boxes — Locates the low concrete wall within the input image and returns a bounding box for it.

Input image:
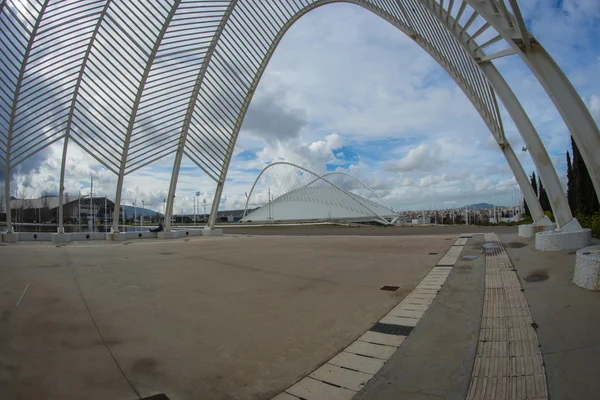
[70,232,107,241]
[126,231,158,240]
[4,228,222,243]
[157,231,180,239]
[173,229,203,237]
[201,229,222,236]
[17,232,53,241]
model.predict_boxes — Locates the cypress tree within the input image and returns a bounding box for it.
[531,171,538,199]
[538,177,550,213]
[571,136,599,215]
[524,171,537,218]
[566,150,576,212]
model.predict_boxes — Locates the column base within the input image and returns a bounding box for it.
[518,216,555,237]
[201,228,222,236]
[2,233,19,242]
[535,218,591,251]
[573,245,600,290]
[106,232,128,241]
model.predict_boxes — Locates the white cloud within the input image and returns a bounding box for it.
[383,143,442,173]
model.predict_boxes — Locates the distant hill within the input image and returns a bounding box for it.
[464,203,497,209]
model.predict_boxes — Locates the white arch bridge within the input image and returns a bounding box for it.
[1,0,599,240]
[242,162,399,225]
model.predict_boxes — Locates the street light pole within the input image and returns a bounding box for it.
[141,200,144,228]
[133,200,136,226]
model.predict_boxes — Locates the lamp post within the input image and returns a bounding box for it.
[133,200,136,227]
[141,200,144,227]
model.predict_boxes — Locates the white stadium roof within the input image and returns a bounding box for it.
[242,162,397,224]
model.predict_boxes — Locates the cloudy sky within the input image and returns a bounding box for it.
[11,0,600,215]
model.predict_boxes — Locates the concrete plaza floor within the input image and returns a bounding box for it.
[1,232,455,400]
[1,227,599,400]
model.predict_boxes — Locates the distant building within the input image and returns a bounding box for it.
[412,215,432,225]
[8,196,116,224]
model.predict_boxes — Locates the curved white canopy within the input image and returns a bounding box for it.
[1,0,597,233]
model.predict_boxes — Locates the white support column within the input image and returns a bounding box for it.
[112,172,125,233]
[163,2,237,233]
[480,61,573,228]
[206,180,224,229]
[500,142,544,222]
[57,137,69,234]
[4,164,12,233]
[164,147,183,231]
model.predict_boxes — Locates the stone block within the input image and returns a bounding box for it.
[573,245,600,290]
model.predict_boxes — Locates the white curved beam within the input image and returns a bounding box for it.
[4,0,51,234]
[467,0,600,206]
[165,1,239,232]
[417,1,571,226]
[480,61,571,226]
[58,0,113,234]
[207,0,542,227]
[111,1,182,234]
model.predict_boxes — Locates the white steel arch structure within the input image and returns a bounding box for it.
[1,0,598,234]
[242,161,395,224]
